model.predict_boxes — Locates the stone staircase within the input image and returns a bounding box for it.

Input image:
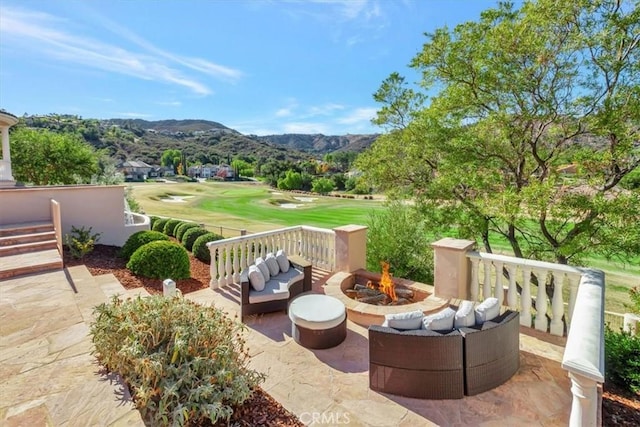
[0,221,63,280]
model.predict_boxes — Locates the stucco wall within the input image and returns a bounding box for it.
[0,185,149,246]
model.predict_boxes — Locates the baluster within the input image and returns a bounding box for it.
[217,246,227,287]
[567,274,580,330]
[483,260,492,300]
[494,261,504,305]
[550,271,565,336]
[470,258,480,302]
[209,245,219,289]
[241,241,249,272]
[534,268,549,332]
[520,268,532,327]
[225,243,233,284]
[507,264,518,309]
[232,243,240,283]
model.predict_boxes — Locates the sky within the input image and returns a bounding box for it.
[0,1,501,136]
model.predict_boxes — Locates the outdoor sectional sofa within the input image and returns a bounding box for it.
[369,308,519,399]
[240,253,312,321]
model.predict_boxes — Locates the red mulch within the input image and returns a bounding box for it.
[66,245,639,426]
[65,244,303,427]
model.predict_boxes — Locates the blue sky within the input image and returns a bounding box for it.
[0,1,499,135]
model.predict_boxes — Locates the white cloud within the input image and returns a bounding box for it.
[337,107,377,125]
[307,103,344,116]
[157,101,182,107]
[275,108,293,117]
[116,112,153,118]
[0,6,242,95]
[284,122,330,134]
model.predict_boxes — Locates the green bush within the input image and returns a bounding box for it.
[181,227,209,251]
[90,295,264,426]
[119,230,169,260]
[65,225,101,259]
[149,216,160,228]
[127,241,190,279]
[366,201,434,283]
[192,232,224,263]
[152,218,169,233]
[175,222,199,241]
[604,326,640,394]
[163,219,183,237]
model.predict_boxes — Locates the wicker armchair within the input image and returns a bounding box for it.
[459,310,520,396]
[368,326,464,399]
[240,254,312,321]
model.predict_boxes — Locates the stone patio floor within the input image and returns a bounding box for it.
[1,266,572,426]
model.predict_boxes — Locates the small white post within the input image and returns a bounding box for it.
[163,279,176,297]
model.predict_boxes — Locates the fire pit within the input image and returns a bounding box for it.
[345,262,417,306]
[324,267,450,327]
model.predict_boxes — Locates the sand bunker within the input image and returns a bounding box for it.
[161,195,194,203]
[279,203,300,209]
[293,197,316,202]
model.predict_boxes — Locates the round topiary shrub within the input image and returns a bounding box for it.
[151,217,169,233]
[192,232,224,263]
[163,219,183,237]
[119,230,170,260]
[90,295,264,425]
[127,241,190,279]
[181,227,209,251]
[149,216,160,228]
[175,222,199,241]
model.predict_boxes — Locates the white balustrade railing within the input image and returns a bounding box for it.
[0,159,13,181]
[207,225,336,288]
[467,251,584,336]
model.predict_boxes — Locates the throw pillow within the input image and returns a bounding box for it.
[422,307,456,331]
[384,310,424,330]
[255,257,271,282]
[248,265,266,292]
[474,297,500,324]
[265,253,280,276]
[454,300,476,328]
[275,249,290,273]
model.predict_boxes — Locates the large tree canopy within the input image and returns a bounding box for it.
[358,0,640,265]
[11,127,99,185]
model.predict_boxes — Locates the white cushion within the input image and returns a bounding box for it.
[455,300,476,328]
[248,265,265,292]
[276,249,290,273]
[384,310,424,330]
[289,294,346,330]
[265,253,280,276]
[422,307,456,331]
[475,297,500,324]
[255,257,270,281]
[248,279,289,303]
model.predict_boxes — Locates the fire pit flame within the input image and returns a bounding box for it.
[379,261,397,301]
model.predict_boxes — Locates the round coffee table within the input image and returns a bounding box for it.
[288,294,347,349]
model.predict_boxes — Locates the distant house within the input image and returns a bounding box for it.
[119,160,153,182]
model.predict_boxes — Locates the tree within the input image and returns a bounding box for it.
[161,149,182,174]
[277,170,303,190]
[11,128,99,185]
[357,0,640,267]
[311,177,334,194]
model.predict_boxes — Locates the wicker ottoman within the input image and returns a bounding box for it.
[289,294,347,349]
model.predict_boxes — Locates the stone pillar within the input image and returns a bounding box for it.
[333,224,367,273]
[431,238,476,300]
[568,372,600,427]
[623,313,640,335]
[1,125,14,181]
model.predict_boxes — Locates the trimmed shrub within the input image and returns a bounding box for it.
[175,222,199,241]
[149,216,160,228]
[192,232,224,263]
[605,326,640,394]
[181,227,209,251]
[163,219,183,237]
[127,241,190,279]
[91,295,264,426]
[119,230,169,260]
[151,217,169,233]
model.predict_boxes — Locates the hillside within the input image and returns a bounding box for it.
[18,114,378,165]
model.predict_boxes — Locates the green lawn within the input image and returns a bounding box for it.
[131,181,638,313]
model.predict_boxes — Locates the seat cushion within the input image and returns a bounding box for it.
[289,294,346,330]
[422,307,456,331]
[265,253,280,276]
[248,268,304,304]
[255,257,271,281]
[383,310,424,330]
[248,265,266,292]
[475,297,500,324]
[455,300,476,328]
[276,249,290,273]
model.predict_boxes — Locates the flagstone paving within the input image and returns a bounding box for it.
[1,266,572,426]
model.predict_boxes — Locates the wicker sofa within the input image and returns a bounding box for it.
[240,254,312,321]
[368,309,519,399]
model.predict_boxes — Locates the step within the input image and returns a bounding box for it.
[0,230,57,247]
[0,221,54,237]
[0,239,58,256]
[66,265,112,323]
[0,249,63,280]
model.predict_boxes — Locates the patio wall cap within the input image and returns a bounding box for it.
[0,110,19,126]
[431,237,476,250]
[333,224,367,232]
